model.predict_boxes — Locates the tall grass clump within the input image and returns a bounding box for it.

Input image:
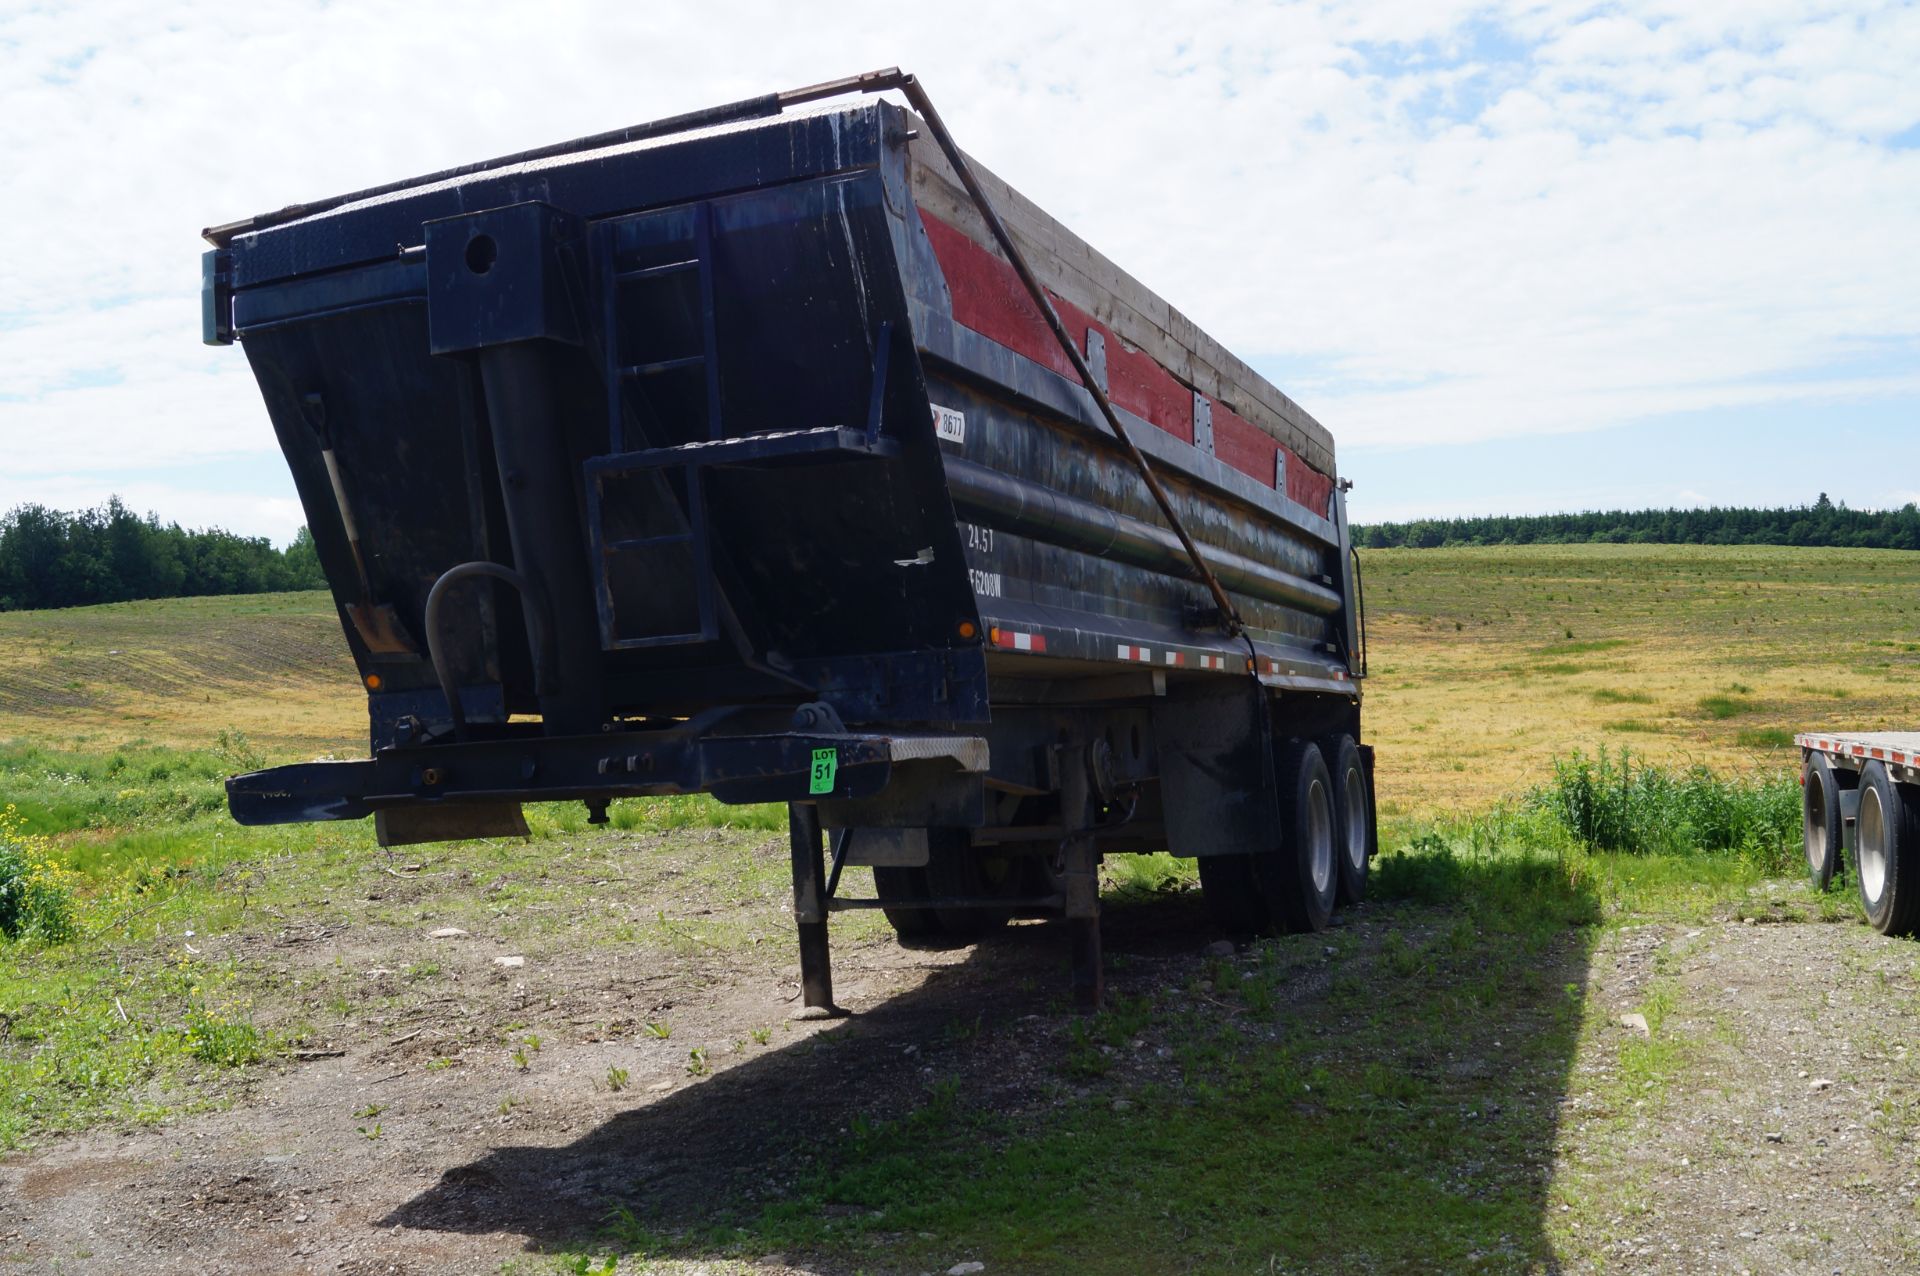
[1532,747,1797,866]
[0,805,78,943]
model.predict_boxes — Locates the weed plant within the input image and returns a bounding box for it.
[1530,747,1797,867]
[0,804,76,943]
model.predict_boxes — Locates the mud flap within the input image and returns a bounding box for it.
[376,802,530,847]
[1151,678,1278,858]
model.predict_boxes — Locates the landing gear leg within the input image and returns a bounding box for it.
[788,802,844,1019]
[1067,911,1104,1011]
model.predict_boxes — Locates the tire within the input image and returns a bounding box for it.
[927,829,1013,938]
[1854,763,1920,937]
[1011,847,1066,920]
[873,865,943,940]
[1198,852,1270,935]
[1255,740,1338,934]
[1802,751,1851,891]
[1327,735,1372,907]
[872,830,1011,944]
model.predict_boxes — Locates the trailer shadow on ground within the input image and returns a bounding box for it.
[384,852,1601,1273]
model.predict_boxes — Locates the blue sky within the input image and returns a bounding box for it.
[1341,398,1920,524]
[2,1,1915,540]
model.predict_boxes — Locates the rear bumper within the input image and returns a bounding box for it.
[226,726,988,827]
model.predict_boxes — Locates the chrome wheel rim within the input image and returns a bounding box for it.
[1308,777,1334,896]
[1804,772,1828,875]
[1343,763,1369,876]
[1860,785,1888,906]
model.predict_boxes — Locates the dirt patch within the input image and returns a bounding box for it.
[3,887,1917,1274]
[0,902,1083,1274]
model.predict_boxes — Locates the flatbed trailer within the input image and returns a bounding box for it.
[200,70,1375,1011]
[1797,732,1920,935]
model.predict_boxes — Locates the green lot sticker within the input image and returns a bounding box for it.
[809,747,838,795]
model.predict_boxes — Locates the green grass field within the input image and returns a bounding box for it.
[0,591,360,757]
[1361,543,1920,814]
[1,544,1915,1274]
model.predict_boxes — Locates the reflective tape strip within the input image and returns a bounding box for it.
[1117,644,1153,662]
[992,629,1046,653]
[1796,737,1916,768]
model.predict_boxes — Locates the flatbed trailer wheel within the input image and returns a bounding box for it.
[1802,751,1851,891]
[1256,740,1338,933]
[1328,734,1372,907]
[1854,763,1920,937]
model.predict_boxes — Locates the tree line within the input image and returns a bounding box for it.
[1355,495,1920,551]
[0,499,325,611]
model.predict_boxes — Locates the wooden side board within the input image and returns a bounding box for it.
[904,119,1337,478]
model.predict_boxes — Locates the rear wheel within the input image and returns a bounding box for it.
[928,832,1014,938]
[1854,763,1920,937]
[872,829,1012,945]
[1802,751,1850,891]
[1255,740,1338,933]
[873,864,943,940]
[1328,735,1372,907]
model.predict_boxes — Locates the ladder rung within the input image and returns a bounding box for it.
[605,534,694,553]
[621,355,705,377]
[615,259,700,282]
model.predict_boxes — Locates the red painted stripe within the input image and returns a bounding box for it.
[1212,398,1334,512]
[918,211,1332,506]
[1104,319,1196,446]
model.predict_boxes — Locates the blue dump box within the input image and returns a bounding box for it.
[205,70,1374,1008]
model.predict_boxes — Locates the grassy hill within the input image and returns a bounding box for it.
[2,543,1915,810]
[0,591,360,757]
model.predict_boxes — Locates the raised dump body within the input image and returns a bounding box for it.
[205,71,1373,1007]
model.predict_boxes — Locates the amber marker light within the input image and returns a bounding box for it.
[958,621,978,640]
[364,673,383,691]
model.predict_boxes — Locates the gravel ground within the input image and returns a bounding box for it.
[1553,915,1920,1273]
[2,891,1916,1274]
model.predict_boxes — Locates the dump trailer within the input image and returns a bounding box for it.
[1798,732,1920,936]
[204,69,1374,1010]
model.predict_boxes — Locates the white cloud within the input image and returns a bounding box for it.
[1,0,1916,533]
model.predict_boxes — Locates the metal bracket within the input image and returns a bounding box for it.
[1086,329,1108,394]
[424,202,585,354]
[1274,450,1288,495]
[1192,391,1214,456]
